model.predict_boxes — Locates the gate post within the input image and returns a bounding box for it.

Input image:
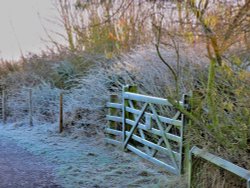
[181,93,191,174]
[122,85,137,150]
[122,85,129,150]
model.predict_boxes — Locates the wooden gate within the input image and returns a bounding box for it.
[105,85,187,175]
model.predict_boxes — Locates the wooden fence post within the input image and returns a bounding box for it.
[29,89,33,126]
[59,93,64,133]
[2,90,6,124]
[181,94,191,174]
[122,85,137,150]
[127,85,137,121]
[122,85,128,148]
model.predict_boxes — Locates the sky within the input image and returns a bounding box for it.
[0,0,60,60]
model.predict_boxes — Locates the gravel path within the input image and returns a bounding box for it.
[0,138,61,188]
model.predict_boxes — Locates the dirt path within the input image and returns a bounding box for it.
[0,138,61,188]
[0,124,173,188]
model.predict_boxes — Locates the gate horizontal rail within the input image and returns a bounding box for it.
[123,92,183,106]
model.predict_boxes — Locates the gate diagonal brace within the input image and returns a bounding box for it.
[152,110,181,157]
[151,123,174,157]
[128,100,151,154]
[123,103,148,149]
[149,103,179,174]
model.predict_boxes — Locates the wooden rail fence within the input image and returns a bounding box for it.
[0,89,63,132]
[189,146,250,188]
[0,89,33,126]
[105,85,188,175]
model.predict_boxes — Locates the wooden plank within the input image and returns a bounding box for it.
[125,107,182,127]
[122,85,138,145]
[127,131,181,160]
[128,100,135,110]
[106,115,123,123]
[138,128,151,155]
[150,123,174,158]
[151,138,164,157]
[105,128,122,136]
[125,97,177,157]
[191,146,250,180]
[124,92,174,106]
[127,144,178,175]
[145,114,152,130]
[172,111,181,120]
[123,103,148,149]
[105,127,181,160]
[107,95,119,139]
[104,138,122,146]
[106,102,122,109]
[149,103,179,174]
[150,124,173,157]
[126,86,140,147]
[127,99,151,154]
[122,85,129,145]
[124,92,183,106]
[125,119,181,143]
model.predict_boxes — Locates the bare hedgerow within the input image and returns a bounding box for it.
[62,45,207,130]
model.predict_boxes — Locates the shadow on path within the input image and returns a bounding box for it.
[0,138,62,188]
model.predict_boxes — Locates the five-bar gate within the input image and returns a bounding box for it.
[105,85,187,175]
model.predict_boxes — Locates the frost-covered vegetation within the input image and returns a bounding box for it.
[0,0,250,187]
